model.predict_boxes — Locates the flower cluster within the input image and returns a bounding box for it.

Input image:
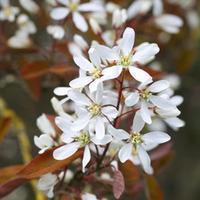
[34,26,184,198]
[22,0,191,199]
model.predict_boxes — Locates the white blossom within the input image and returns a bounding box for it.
[37,173,58,198]
[50,0,103,32]
[47,25,65,40]
[108,113,171,174]
[96,27,159,83]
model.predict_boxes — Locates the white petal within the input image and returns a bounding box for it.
[82,145,91,172]
[36,114,55,136]
[102,65,122,79]
[78,3,103,12]
[95,117,105,139]
[89,79,101,93]
[169,95,183,106]
[125,92,139,107]
[118,143,132,163]
[73,55,93,71]
[150,95,175,110]
[132,43,160,64]
[72,114,91,131]
[72,12,88,32]
[91,135,112,145]
[142,131,171,144]
[69,76,93,88]
[132,111,145,132]
[50,7,70,20]
[88,47,101,67]
[53,143,80,160]
[67,90,90,106]
[82,193,97,200]
[95,83,103,104]
[164,117,185,130]
[55,116,72,132]
[148,80,170,93]
[53,87,70,96]
[119,27,135,55]
[129,66,152,83]
[61,133,74,143]
[138,145,153,174]
[107,124,129,140]
[140,101,152,124]
[102,106,118,119]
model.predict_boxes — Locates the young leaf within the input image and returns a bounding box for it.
[17,148,83,179]
[113,169,125,199]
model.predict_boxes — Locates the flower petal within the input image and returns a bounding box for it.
[72,114,91,131]
[67,90,91,106]
[142,131,171,144]
[132,111,145,132]
[53,142,80,160]
[118,143,132,163]
[82,145,91,172]
[50,7,70,20]
[150,95,175,110]
[69,76,93,88]
[129,66,152,83]
[95,117,105,140]
[148,80,170,93]
[119,27,135,55]
[108,124,129,140]
[164,117,185,131]
[78,3,103,12]
[102,65,122,79]
[125,92,139,107]
[138,145,153,174]
[140,101,152,124]
[102,106,118,119]
[91,135,112,145]
[72,12,88,32]
[73,55,93,71]
[89,47,101,67]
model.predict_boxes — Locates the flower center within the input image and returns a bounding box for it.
[129,132,142,145]
[90,68,102,79]
[74,131,90,146]
[3,7,12,17]
[68,2,78,12]
[139,89,152,101]
[88,104,101,116]
[119,55,132,67]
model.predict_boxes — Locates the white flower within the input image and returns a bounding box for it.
[17,14,37,35]
[34,134,55,154]
[67,85,118,139]
[96,27,159,83]
[82,193,98,200]
[155,14,183,34]
[47,25,65,40]
[37,173,58,198]
[125,80,176,124]
[74,34,88,51]
[0,0,19,22]
[53,116,112,172]
[34,114,56,153]
[108,112,171,174]
[19,0,39,14]
[70,47,119,92]
[112,9,127,28]
[36,114,56,137]
[127,0,163,19]
[7,30,32,49]
[50,0,103,32]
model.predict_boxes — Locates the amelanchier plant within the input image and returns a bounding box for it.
[0,0,193,199]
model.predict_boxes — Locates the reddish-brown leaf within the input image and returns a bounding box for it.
[113,170,125,199]
[0,165,26,198]
[20,60,49,80]
[144,175,164,200]
[17,148,83,179]
[49,64,77,76]
[0,165,24,184]
[119,161,140,188]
